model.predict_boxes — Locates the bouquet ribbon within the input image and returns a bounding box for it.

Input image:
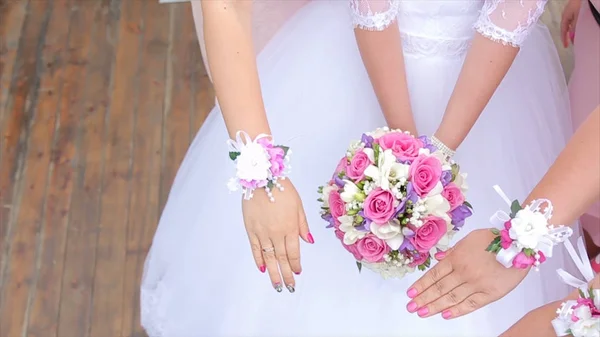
[551,236,600,336]
[489,185,572,268]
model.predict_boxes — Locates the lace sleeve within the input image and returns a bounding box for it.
[474,0,548,47]
[349,0,400,31]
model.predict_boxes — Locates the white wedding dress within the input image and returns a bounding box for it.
[142,1,575,336]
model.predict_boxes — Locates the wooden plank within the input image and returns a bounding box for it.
[190,50,213,151]
[0,1,52,336]
[86,0,143,335]
[1,0,74,336]
[119,2,171,335]
[27,0,119,336]
[159,3,195,213]
[50,1,102,336]
[0,0,29,309]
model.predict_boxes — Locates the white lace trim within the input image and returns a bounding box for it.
[401,33,471,58]
[474,0,547,47]
[350,0,401,31]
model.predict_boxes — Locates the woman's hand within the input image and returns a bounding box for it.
[405,229,528,319]
[242,178,313,293]
[561,0,581,48]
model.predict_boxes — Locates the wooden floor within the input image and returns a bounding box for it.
[0,1,570,337]
[0,0,213,336]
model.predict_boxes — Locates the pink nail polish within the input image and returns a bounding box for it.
[307,233,315,244]
[442,310,452,319]
[259,265,266,273]
[294,271,301,275]
[434,251,446,260]
[406,301,418,313]
[417,307,429,317]
[407,287,418,298]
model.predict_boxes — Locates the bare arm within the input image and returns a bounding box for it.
[434,0,547,150]
[521,106,600,225]
[351,0,417,134]
[202,0,270,138]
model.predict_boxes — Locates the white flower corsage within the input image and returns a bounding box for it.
[485,185,572,270]
[226,131,291,201]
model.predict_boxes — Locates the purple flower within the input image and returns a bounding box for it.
[355,211,371,231]
[419,135,437,154]
[361,133,374,148]
[322,213,336,228]
[399,237,415,252]
[450,204,473,229]
[334,176,345,188]
[440,171,452,186]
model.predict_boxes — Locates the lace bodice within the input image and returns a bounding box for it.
[351,0,548,47]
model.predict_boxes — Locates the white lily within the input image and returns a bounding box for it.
[321,185,337,207]
[364,149,409,191]
[340,180,360,203]
[370,221,405,250]
[339,215,366,245]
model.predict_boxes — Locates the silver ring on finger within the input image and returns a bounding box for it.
[262,246,275,253]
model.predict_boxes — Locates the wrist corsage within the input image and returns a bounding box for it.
[552,237,599,337]
[226,131,291,201]
[485,185,573,270]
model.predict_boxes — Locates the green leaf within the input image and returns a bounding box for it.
[267,181,274,189]
[509,200,522,218]
[589,287,595,301]
[356,261,362,273]
[276,145,290,157]
[229,151,241,161]
[373,143,380,163]
[463,201,473,210]
[450,163,460,181]
[490,228,500,236]
[523,248,535,257]
[579,288,586,299]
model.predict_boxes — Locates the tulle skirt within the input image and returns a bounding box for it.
[142,2,574,336]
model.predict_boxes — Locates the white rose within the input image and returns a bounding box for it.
[369,127,388,139]
[235,142,271,181]
[509,207,549,249]
[321,185,337,207]
[339,215,366,245]
[340,180,360,203]
[422,193,451,219]
[370,221,405,250]
[453,172,469,193]
[570,306,600,337]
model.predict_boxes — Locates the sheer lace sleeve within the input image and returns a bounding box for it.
[350,0,400,31]
[474,0,548,47]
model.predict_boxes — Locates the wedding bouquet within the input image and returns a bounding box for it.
[318,127,473,279]
[552,288,600,337]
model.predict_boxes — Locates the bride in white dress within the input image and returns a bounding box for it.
[142,1,574,336]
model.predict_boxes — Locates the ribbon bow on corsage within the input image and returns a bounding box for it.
[486,185,573,270]
[551,237,600,337]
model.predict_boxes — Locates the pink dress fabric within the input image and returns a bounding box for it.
[569,0,600,246]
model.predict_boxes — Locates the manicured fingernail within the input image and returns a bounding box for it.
[274,283,283,292]
[307,233,315,244]
[442,310,452,319]
[406,301,418,313]
[417,307,429,317]
[294,271,301,275]
[286,285,295,293]
[259,265,266,273]
[407,287,418,298]
[434,251,446,260]
[569,31,575,40]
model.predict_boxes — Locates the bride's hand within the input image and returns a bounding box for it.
[242,178,313,293]
[405,229,528,319]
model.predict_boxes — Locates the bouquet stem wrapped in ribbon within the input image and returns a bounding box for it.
[318,127,473,279]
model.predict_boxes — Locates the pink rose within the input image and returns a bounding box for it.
[257,138,286,176]
[332,157,347,180]
[512,252,535,269]
[408,252,429,267]
[537,251,546,264]
[363,188,396,224]
[356,234,390,263]
[409,154,442,197]
[500,229,513,249]
[378,132,423,162]
[504,220,512,230]
[335,230,363,260]
[346,150,372,181]
[329,190,346,225]
[442,183,465,211]
[410,216,448,253]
